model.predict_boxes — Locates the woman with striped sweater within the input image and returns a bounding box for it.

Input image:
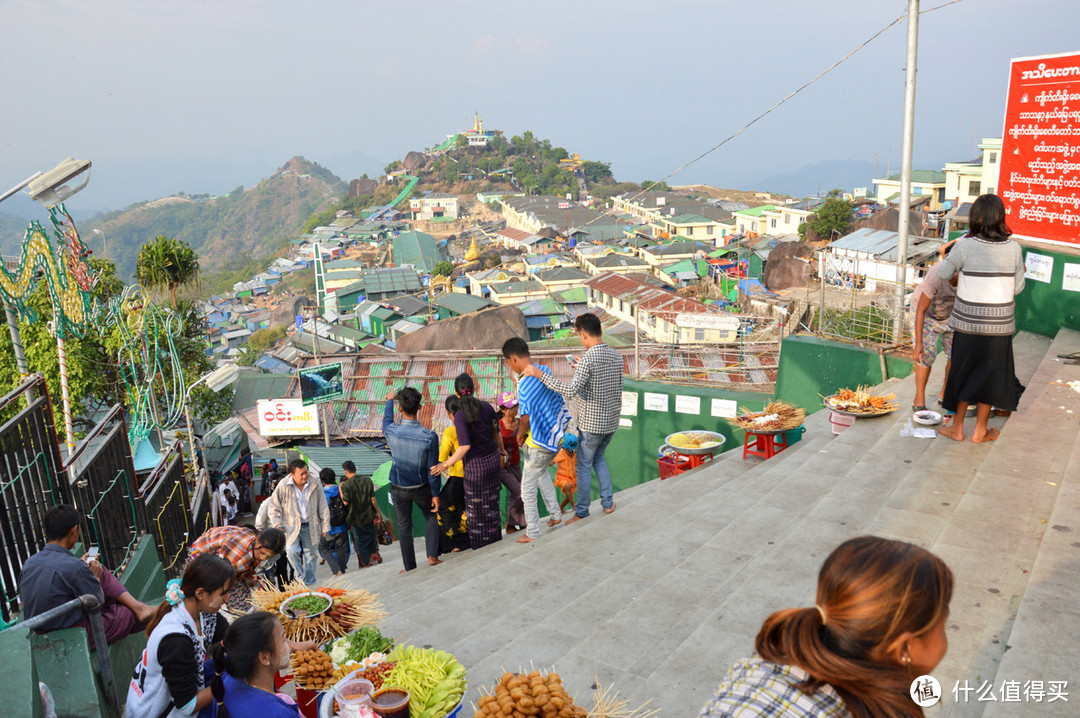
[936,194,1025,443]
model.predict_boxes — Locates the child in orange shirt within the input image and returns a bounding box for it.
[552,433,578,514]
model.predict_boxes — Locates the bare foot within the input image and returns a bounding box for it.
[565,515,584,525]
[505,526,519,535]
[971,426,1000,443]
[399,569,409,574]
[451,548,462,553]
[516,535,535,544]
[939,425,964,442]
[603,502,616,515]
[428,557,443,566]
[134,602,156,625]
[546,518,561,527]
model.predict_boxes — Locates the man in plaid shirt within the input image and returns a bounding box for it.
[523,313,623,522]
[188,526,284,587]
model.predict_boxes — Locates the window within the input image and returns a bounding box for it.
[707,225,714,235]
[770,218,777,228]
[694,328,705,341]
[969,180,981,196]
[988,187,995,195]
[685,226,693,235]
[989,152,997,164]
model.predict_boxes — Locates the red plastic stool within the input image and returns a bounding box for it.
[742,431,788,460]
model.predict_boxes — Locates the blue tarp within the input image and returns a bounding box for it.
[131,439,164,473]
[739,278,775,296]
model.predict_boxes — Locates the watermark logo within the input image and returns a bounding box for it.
[911,675,942,707]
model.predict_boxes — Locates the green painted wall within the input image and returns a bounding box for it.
[586,378,772,500]
[1015,246,1080,337]
[773,334,913,415]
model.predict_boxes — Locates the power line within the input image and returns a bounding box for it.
[593,0,966,221]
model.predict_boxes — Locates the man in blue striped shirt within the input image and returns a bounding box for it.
[502,337,570,543]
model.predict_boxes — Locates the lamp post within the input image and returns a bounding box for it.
[0,159,92,442]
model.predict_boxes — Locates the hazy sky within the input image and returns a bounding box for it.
[3,0,1079,209]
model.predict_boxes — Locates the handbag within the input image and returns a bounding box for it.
[375,517,394,546]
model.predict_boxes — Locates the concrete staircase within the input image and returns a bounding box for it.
[319,329,1080,718]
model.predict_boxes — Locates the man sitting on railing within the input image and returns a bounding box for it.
[19,504,155,647]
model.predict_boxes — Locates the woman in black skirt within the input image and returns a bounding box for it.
[936,194,1025,443]
[430,373,507,549]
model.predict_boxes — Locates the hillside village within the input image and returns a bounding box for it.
[186,120,1005,465]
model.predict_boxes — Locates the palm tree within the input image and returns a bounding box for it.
[136,235,200,308]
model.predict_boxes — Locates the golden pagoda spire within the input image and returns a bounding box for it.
[465,236,481,262]
[474,111,483,134]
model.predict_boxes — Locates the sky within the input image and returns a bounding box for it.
[2,0,1080,211]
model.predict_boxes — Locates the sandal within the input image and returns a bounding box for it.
[912,405,927,413]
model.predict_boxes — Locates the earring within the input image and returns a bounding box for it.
[902,652,912,665]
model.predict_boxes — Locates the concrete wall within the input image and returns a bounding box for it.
[773,334,913,416]
[1015,245,1080,338]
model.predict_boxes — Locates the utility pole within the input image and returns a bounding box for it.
[4,302,33,405]
[893,0,919,343]
[306,305,331,448]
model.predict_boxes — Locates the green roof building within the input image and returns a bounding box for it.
[392,230,444,274]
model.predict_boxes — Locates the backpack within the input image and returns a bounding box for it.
[328,491,348,527]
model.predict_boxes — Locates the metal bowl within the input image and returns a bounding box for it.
[664,431,726,455]
[279,590,333,619]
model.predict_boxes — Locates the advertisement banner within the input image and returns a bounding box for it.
[257,399,320,436]
[999,51,1080,246]
[299,362,345,406]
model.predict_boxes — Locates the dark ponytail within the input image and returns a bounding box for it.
[754,536,953,718]
[209,612,280,717]
[454,373,483,423]
[212,640,229,718]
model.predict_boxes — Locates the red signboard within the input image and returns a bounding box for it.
[999,51,1080,246]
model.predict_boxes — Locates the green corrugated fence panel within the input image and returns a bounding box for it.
[468,358,498,375]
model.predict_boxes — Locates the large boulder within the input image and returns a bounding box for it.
[762,241,814,290]
[270,295,311,328]
[394,304,527,353]
[349,178,378,197]
[402,151,428,172]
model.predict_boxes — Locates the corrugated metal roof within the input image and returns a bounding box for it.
[829,228,942,261]
[240,344,776,442]
[362,267,423,295]
[392,230,442,273]
[294,443,390,478]
[231,374,295,412]
[434,292,498,314]
[584,272,719,317]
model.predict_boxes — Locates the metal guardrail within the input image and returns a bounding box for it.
[68,407,147,575]
[0,376,68,625]
[141,442,194,578]
[0,593,120,715]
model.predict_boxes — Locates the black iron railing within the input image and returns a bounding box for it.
[0,376,68,625]
[67,407,148,575]
[141,443,193,578]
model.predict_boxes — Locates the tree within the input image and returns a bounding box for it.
[800,189,852,240]
[640,180,672,192]
[136,235,200,308]
[582,161,613,184]
[432,261,455,277]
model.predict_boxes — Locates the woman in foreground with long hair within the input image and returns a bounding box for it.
[701,536,953,718]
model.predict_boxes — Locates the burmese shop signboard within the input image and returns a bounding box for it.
[999,51,1080,246]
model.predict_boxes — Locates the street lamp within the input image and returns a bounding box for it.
[0,158,92,446]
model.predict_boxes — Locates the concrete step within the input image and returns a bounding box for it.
[977,327,1080,718]
[307,331,1071,718]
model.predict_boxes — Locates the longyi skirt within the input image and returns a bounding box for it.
[942,331,1020,412]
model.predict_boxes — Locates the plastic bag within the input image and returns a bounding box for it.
[900,419,937,439]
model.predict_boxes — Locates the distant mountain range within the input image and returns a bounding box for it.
[0,157,346,283]
[742,160,878,198]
